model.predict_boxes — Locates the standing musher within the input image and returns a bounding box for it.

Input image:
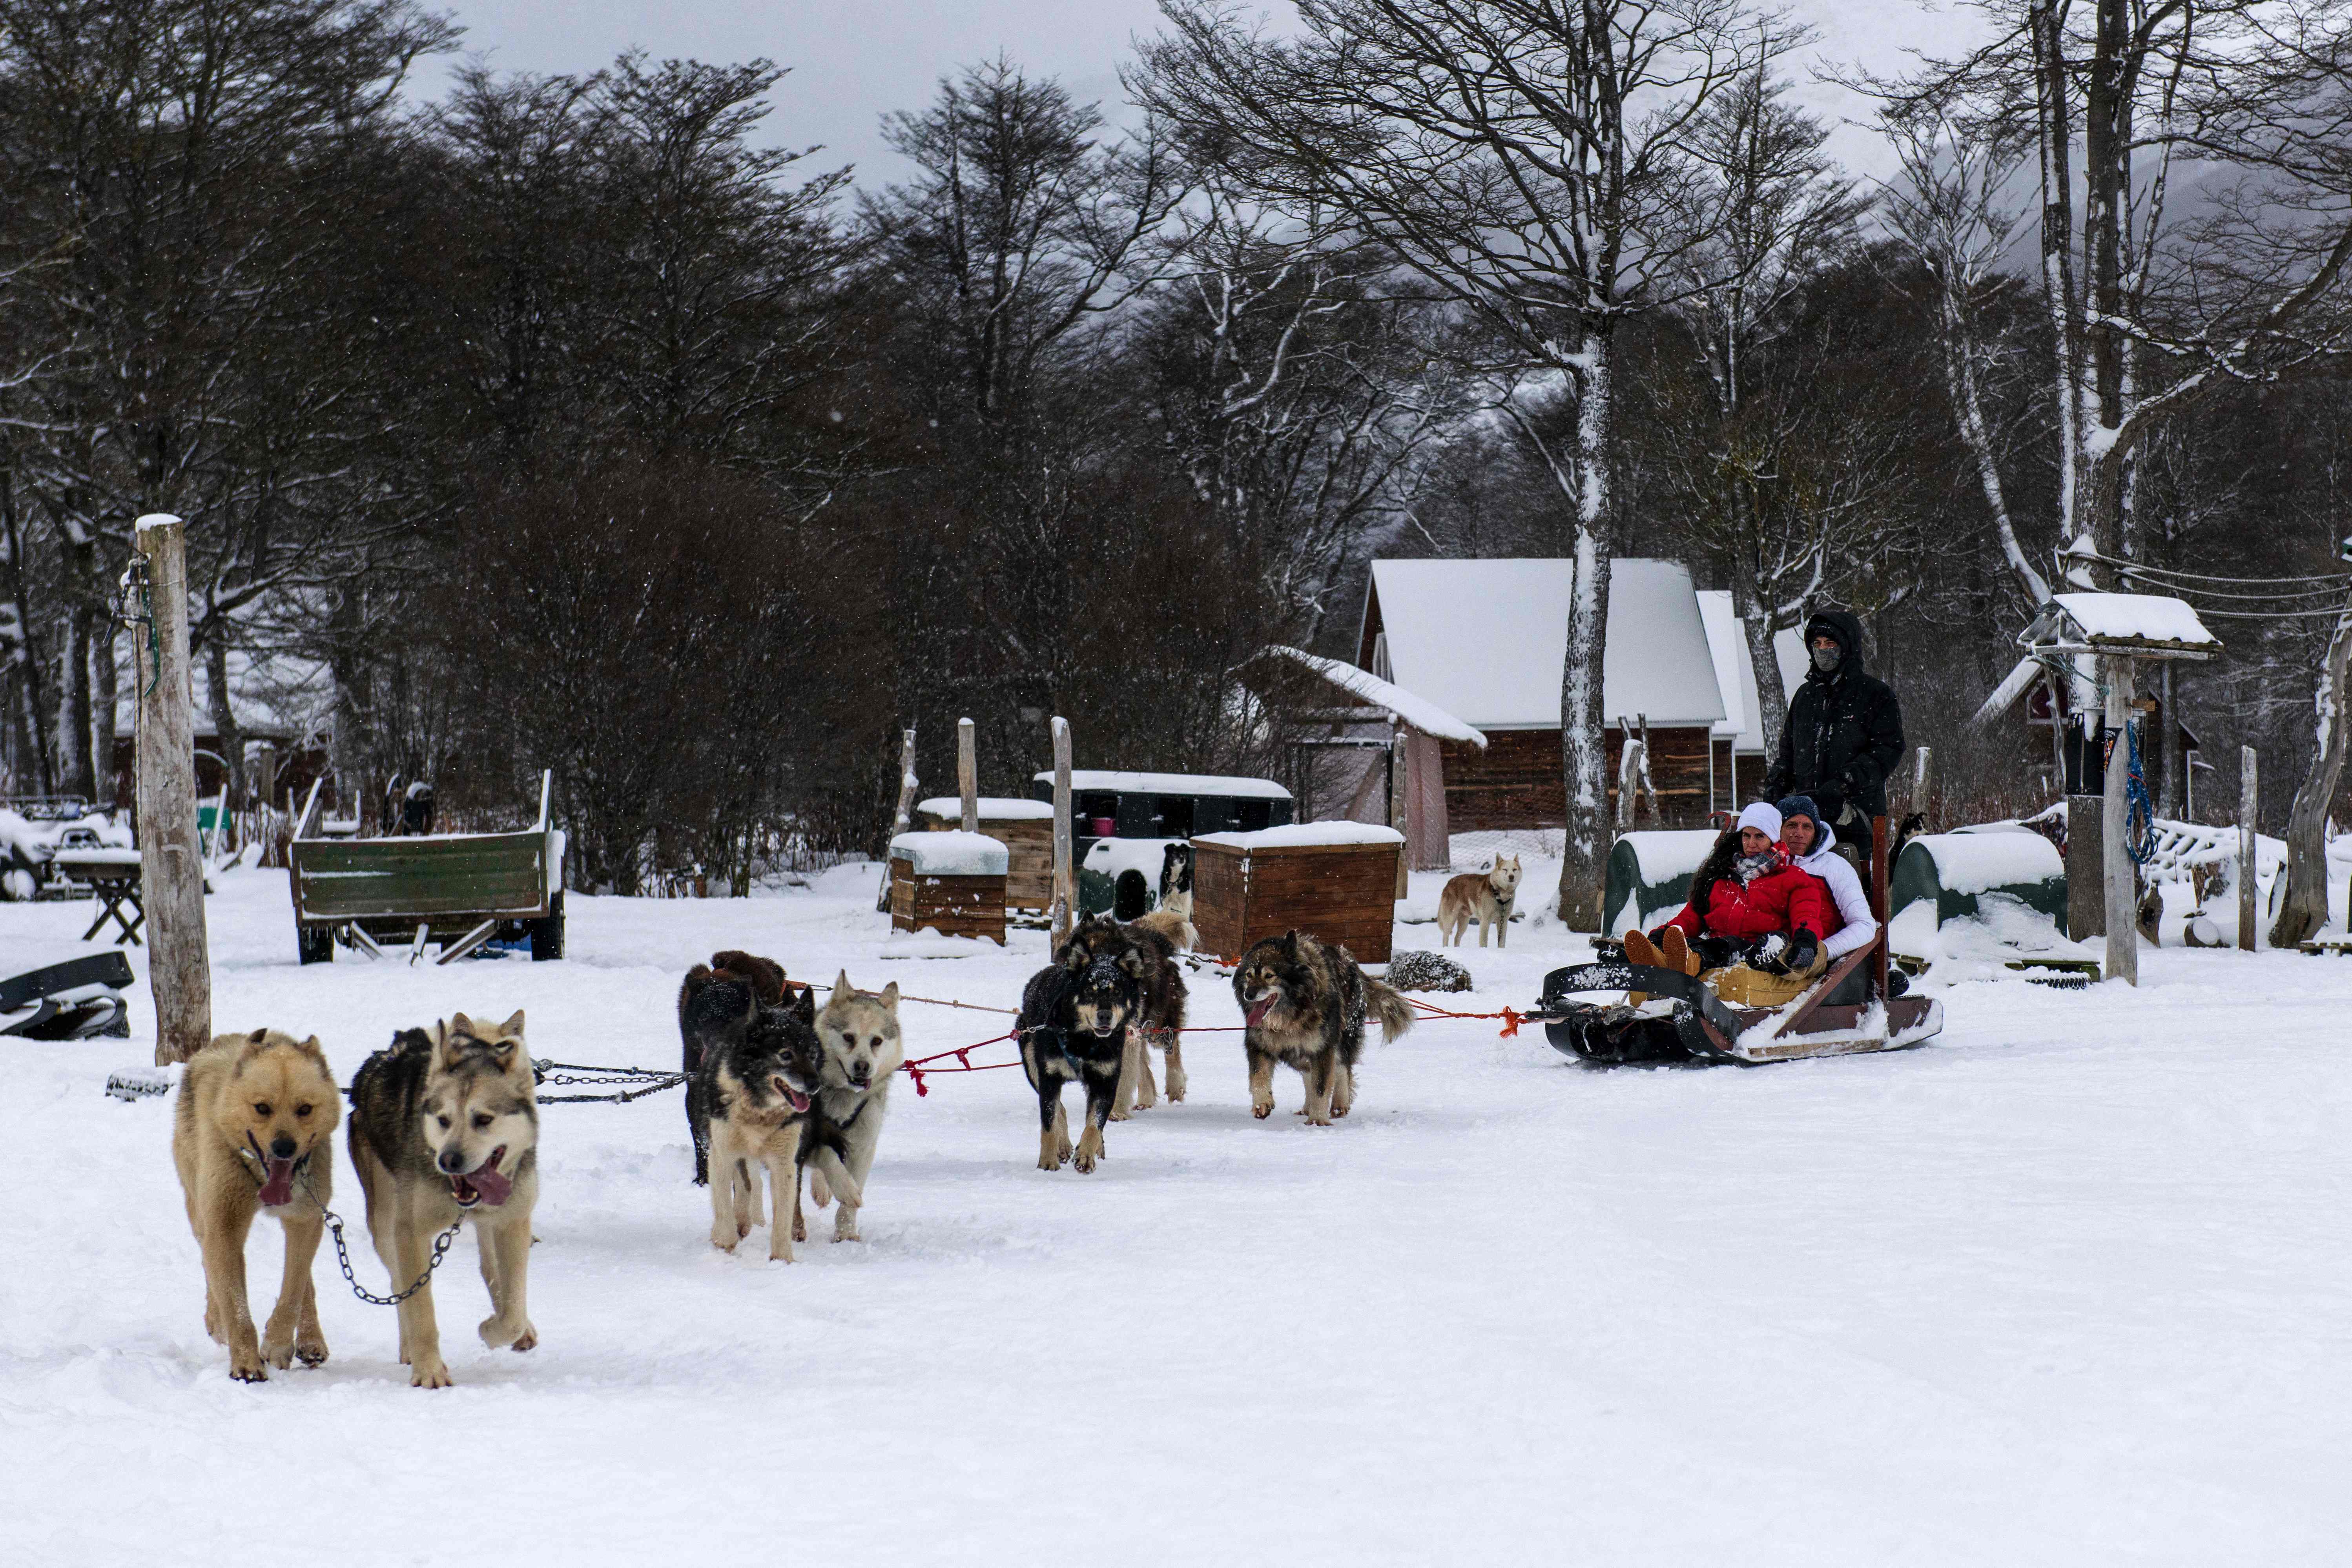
[1765,609,1904,875]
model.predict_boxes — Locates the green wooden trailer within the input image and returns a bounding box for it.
[288,772,566,964]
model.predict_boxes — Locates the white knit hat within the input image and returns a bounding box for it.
[1735,802,1783,841]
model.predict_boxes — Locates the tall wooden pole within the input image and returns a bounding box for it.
[2239,745,2259,952]
[2102,655,2138,985]
[877,725,917,913]
[134,515,211,1063]
[1050,716,1074,948]
[957,717,978,833]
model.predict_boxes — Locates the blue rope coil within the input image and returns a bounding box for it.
[2105,720,2159,865]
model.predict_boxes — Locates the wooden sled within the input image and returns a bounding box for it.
[1535,815,1944,1067]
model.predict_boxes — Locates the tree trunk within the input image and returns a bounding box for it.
[1732,574,1788,769]
[2269,601,2352,948]
[55,606,93,800]
[0,474,57,795]
[1557,329,1616,930]
[93,623,120,807]
[204,631,246,818]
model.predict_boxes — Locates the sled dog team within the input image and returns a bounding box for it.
[172,910,1414,1386]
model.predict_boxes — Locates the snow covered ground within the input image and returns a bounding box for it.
[4,867,2348,1565]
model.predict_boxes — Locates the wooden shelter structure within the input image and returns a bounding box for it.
[1353,559,1729,831]
[1191,824,1404,964]
[915,796,1052,911]
[887,831,1008,944]
[1267,645,1484,873]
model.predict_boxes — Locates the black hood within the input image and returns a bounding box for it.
[1802,609,1868,679]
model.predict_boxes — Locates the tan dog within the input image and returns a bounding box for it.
[1436,855,1522,947]
[173,1029,341,1382]
[347,1012,540,1388]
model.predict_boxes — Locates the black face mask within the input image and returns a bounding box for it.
[1810,642,1842,674]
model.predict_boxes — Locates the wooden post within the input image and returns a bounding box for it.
[133,515,211,1064]
[1390,717,1409,898]
[2102,656,2137,985]
[956,717,978,833]
[1050,716,1074,948]
[876,726,917,913]
[2239,745,2259,952]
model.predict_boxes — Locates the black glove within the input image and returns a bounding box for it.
[1785,931,1820,974]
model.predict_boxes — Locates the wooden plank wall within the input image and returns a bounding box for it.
[1191,841,1399,963]
[1438,727,1717,830]
[889,860,1007,944]
[914,810,1054,908]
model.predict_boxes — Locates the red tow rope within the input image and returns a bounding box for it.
[1405,996,1524,1037]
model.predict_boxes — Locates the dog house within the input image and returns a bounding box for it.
[887,831,1008,944]
[914,797,1054,911]
[1191,823,1404,964]
[1889,831,2068,937]
[1031,770,1296,919]
[1602,829,1721,936]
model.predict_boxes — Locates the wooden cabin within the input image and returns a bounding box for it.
[1355,559,1730,830]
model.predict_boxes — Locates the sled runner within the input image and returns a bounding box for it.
[1533,815,1943,1066]
[1,951,135,1040]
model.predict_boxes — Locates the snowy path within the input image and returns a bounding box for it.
[3,870,2346,1565]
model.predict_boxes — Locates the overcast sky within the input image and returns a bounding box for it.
[417,1,1996,190]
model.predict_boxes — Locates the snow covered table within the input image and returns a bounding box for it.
[888,831,1008,945]
[50,848,146,945]
[1191,823,1404,964]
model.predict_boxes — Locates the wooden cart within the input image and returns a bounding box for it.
[288,772,565,964]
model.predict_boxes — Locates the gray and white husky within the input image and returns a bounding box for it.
[798,972,904,1243]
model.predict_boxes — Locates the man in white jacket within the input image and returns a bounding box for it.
[1775,795,1878,963]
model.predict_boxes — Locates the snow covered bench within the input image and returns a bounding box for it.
[1191,823,1404,964]
[888,831,1008,945]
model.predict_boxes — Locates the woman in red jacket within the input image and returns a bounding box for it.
[1624,802,1829,978]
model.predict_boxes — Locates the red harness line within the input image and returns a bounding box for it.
[895,1008,1527,1095]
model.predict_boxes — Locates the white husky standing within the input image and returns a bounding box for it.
[800,974,904,1243]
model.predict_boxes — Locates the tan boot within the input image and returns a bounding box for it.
[1623,929,1663,969]
[1660,926,1698,976]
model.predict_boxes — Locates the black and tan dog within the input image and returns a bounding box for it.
[1017,939,1145,1172]
[173,1029,341,1381]
[686,985,860,1260]
[347,1012,540,1389]
[1233,931,1414,1125]
[1060,913,1190,1117]
[678,950,791,1183]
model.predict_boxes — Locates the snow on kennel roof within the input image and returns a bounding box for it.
[1264,645,1486,746]
[888,831,1008,877]
[1033,770,1293,800]
[1360,559,1726,729]
[2033,593,2221,657]
[1194,822,1404,849]
[915,796,1054,821]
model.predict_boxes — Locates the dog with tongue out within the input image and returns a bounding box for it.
[347,1011,541,1389]
[174,1028,343,1382]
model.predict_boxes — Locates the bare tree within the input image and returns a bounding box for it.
[1141,0,1788,923]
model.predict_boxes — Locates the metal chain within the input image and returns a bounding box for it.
[298,1164,464,1307]
[530,1058,687,1104]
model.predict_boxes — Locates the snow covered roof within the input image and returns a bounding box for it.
[2039,593,2221,656]
[888,831,1008,877]
[111,647,334,745]
[1264,645,1487,746]
[1194,822,1404,849]
[1772,628,1805,704]
[1362,559,1727,729]
[1696,594,1766,752]
[915,797,1055,821]
[1033,770,1292,800]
